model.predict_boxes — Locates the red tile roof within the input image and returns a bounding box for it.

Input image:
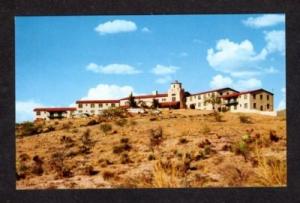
[220,88,273,99]
[120,93,168,100]
[239,88,274,95]
[34,107,76,112]
[190,87,238,96]
[76,99,120,104]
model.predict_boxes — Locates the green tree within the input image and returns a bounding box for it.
[128,92,137,108]
[151,98,159,109]
[204,94,222,112]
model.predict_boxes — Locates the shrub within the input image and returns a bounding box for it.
[234,140,248,158]
[120,153,132,164]
[239,115,252,124]
[20,121,41,136]
[84,165,99,176]
[62,123,71,130]
[81,129,92,145]
[102,107,127,119]
[120,137,129,144]
[178,138,188,144]
[149,127,163,147]
[115,118,128,127]
[102,170,115,180]
[113,143,132,154]
[130,120,137,125]
[87,119,99,126]
[100,123,112,134]
[148,154,156,161]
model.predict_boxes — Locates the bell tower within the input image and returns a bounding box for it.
[167,80,185,108]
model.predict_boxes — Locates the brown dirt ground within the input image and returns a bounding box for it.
[16,109,286,189]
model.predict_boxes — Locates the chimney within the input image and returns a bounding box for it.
[152,90,158,95]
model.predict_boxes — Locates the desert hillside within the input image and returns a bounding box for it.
[16,109,286,189]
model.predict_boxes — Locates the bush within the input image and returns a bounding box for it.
[100,123,112,134]
[120,153,132,164]
[120,137,129,143]
[20,121,41,136]
[178,138,189,144]
[239,115,252,124]
[149,127,163,147]
[115,118,128,127]
[234,140,248,158]
[87,119,99,126]
[102,170,115,180]
[148,154,156,161]
[102,108,127,119]
[113,143,132,154]
[81,129,92,145]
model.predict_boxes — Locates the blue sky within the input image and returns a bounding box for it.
[15,14,286,122]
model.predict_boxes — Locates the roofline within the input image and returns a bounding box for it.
[75,100,120,104]
[120,93,168,100]
[189,87,239,96]
[239,88,274,95]
[33,107,76,112]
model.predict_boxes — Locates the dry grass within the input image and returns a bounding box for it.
[15,110,286,189]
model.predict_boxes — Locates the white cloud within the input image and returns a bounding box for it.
[141,27,150,32]
[264,30,285,55]
[94,19,137,35]
[210,74,233,89]
[82,84,142,100]
[243,14,285,28]
[209,75,262,90]
[86,63,141,74]
[151,64,179,75]
[235,78,262,90]
[207,39,266,78]
[16,100,44,123]
[155,76,172,84]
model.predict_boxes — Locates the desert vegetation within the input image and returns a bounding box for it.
[16,109,286,189]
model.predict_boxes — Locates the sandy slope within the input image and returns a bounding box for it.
[16,109,286,189]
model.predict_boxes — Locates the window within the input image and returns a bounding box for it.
[212,92,215,97]
[267,95,269,100]
[36,111,41,115]
[253,94,256,99]
[172,93,176,96]
[244,103,248,109]
[198,95,201,100]
[99,103,103,108]
[267,104,270,109]
[234,105,237,110]
[220,92,223,96]
[198,102,201,107]
[111,103,115,107]
[91,104,95,108]
[260,94,263,100]
[91,110,95,113]
[162,98,166,102]
[244,94,247,99]
[253,103,256,109]
[260,105,263,111]
[78,104,83,108]
[227,92,229,95]
[78,110,82,113]
[172,97,176,101]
